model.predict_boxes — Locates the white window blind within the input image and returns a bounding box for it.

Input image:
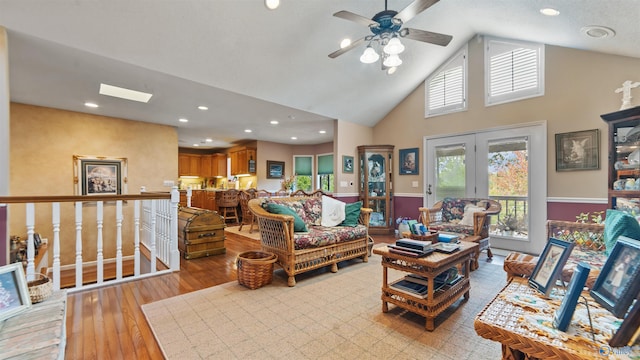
[425,46,467,117]
[485,37,544,106]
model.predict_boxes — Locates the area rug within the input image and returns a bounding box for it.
[142,250,506,359]
[225,225,261,241]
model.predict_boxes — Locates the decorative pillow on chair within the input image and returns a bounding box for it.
[321,195,346,227]
[340,201,363,227]
[265,203,308,232]
[441,197,466,222]
[459,204,485,227]
[604,209,640,255]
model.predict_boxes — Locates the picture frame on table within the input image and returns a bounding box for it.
[266,160,285,179]
[399,148,419,175]
[590,236,640,318]
[553,262,591,331]
[342,155,354,174]
[0,263,32,321]
[608,298,640,347]
[555,129,600,171]
[528,237,575,297]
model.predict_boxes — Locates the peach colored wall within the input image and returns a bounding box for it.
[374,38,640,198]
[9,103,178,264]
[336,120,373,195]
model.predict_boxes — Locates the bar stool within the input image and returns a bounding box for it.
[217,189,239,224]
[238,188,257,232]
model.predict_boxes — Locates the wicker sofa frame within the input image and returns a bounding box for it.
[248,196,372,286]
[503,220,605,289]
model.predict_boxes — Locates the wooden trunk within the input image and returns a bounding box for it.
[178,207,226,259]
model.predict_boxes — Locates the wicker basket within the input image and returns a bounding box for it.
[237,251,277,290]
[27,273,53,303]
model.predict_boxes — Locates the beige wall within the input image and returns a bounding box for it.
[9,103,178,263]
[335,120,374,194]
[374,37,640,198]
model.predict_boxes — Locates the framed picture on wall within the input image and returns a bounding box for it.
[343,155,354,173]
[555,129,599,171]
[267,160,285,179]
[73,155,128,195]
[399,148,419,175]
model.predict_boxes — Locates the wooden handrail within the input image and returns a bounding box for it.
[0,193,171,204]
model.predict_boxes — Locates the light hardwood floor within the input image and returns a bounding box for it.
[64,232,398,359]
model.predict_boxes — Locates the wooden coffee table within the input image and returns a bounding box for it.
[373,241,478,330]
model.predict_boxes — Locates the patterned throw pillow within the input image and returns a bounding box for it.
[604,209,640,255]
[265,203,308,232]
[441,198,466,222]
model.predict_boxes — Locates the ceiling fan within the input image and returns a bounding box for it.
[328,0,452,71]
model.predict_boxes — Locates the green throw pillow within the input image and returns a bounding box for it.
[604,209,640,255]
[265,203,308,232]
[340,201,362,227]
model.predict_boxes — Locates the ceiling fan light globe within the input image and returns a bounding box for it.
[360,46,380,64]
[383,37,405,55]
[383,54,402,67]
[264,0,279,10]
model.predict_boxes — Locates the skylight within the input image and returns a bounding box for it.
[99,83,153,103]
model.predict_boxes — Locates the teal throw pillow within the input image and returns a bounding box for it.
[604,209,640,255]
[266,203,308,232]
[340,201,362,227]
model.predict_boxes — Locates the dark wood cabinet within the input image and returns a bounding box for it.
[358,145,394,234]
[601,106,640,210]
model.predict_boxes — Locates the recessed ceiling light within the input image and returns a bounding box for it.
[179,118,189,123]
[205,138,213,142]
[193,144,199,147]
[581,25,616,39]
[84,102,99,108]
[540,8,560,16]
[319,130,326,134]
[340,39,351,49]
[270,120,279,125]
[198,105,208,110]
[244,129,252,133]
[265,0,279,10]
[291,136,297,140]
[99,83,153,103]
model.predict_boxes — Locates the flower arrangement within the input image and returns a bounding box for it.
[395,216,411,225]
[281,176,296,191]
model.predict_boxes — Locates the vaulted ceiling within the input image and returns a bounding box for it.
[1,1,639,149]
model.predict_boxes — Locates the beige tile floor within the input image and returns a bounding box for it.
[143,250,506,359]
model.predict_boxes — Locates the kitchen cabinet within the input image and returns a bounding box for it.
[180,152,227,177]
[601,106,640,211]
[229,147,256,175]
[358,145,394,234]
[178,153,201,176]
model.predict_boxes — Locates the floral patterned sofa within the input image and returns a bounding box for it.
[419,197,501,269]
[248,196,371,286]
[503,220,607,289]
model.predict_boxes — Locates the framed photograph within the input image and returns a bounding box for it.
[590,236,640,318]
[342,155,354,173]
[553,262,591,331]
[529,237,575,297]
[266,160,285,179]
[399,148,419,175]
[555,129,600,171]
[609,298,640,347]
[0,263,32,321]
[74,155,128,195]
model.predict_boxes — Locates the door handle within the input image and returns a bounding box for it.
[426,184,432,195]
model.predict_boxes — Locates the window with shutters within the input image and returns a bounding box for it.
[425,45,467,117]
[485,37,545,106]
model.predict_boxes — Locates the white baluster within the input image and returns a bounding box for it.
[149,200,157,273]
[116,200,123,280]
[25,203,35,280]
[75,201,83,288]
[52,202,61,291]
[134,200,140,277]
[96,201,104,284]
[187,186,192,207]
[170,186,181,270]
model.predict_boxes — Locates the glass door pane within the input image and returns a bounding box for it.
[426,134,475,205]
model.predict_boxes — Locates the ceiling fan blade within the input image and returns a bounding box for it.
[328,37,366,59]
[394,0,439,24]
[333,10,379,27]
[402,28,452,47]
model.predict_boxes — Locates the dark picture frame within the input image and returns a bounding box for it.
[342,155,354,174]
[74,155,128,195]
[555,129,600,171]
[553,262,591,331]
[399,148,419,175]
[0,263,32,321]
[266,160,285,179]
[590,236,640,318]
[529,237,575,297]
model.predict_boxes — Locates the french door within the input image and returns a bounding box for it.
[424,123,547,254]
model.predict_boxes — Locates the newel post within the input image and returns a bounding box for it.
[169,186,181,270]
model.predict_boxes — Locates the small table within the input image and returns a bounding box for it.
[373,241,478,331]
[474,277,637,360]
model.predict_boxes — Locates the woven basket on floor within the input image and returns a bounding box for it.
[27,273,53,303]
[237,251,277,290]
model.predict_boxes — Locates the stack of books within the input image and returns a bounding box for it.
[389,267,462,298]
[387,238,434,257]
